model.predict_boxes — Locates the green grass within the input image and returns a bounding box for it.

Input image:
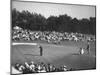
[11,40,96,70]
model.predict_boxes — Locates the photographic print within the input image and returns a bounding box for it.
[11,0,96,74]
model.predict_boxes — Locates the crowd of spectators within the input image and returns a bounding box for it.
[12,26,96,44]
[12,61,74,74]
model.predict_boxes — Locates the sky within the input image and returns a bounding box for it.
[12,1,96,19]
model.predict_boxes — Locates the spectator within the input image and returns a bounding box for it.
[13,61,72,74]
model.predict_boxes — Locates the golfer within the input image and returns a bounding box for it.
[39,46,43,56]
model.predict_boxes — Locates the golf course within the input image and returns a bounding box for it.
[11,40,96,70]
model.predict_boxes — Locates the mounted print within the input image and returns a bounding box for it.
[11,0,96,74]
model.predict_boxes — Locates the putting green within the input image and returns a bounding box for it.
[11,41,96,70]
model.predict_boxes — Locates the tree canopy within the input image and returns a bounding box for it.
[12,9,96,35]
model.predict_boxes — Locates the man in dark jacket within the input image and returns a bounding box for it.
[86,42,90,54]
[39,46,43,56]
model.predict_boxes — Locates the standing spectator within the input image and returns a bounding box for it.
[86,42,90,54]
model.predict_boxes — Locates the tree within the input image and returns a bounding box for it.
[12,9,96,35]
[57,14,72,32]
[46,16,58,31]
[12,8,20,28]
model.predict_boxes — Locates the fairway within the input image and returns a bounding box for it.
[11,41,96,70]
